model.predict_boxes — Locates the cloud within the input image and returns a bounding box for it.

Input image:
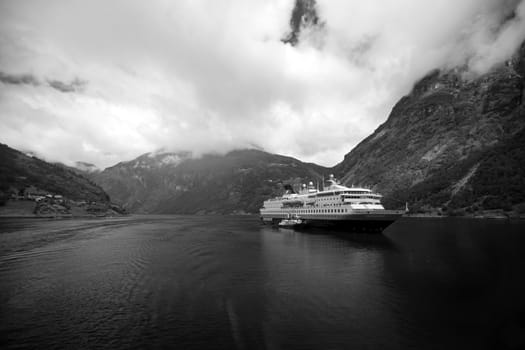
[0,71,87,93]
[0,72,39,86]
[467,0,525,72]
[47,78,86,93]
[0,0,524,169]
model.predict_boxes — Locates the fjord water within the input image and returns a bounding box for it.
[1,216,524,349]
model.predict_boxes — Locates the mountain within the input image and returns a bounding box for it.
[52,160,100,178]
[74,161,100,174]
[333,42,525,215]
[92,150,192,213]
[0,143,125,216]
[0,143,108,202]
[94,149,328,214]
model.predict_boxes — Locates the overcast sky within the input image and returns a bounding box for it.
[1,0,525,168]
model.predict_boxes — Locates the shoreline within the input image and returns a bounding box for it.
[0,199,127,219]
[2,212,524,220]
[405,212,525,220]
[0,214,128,219]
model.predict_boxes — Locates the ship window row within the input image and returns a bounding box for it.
[321,190,371,196]
[317,191,371,197]
[316,192,336,197]
[267,207,382,214]
[317,195,378,201]
[319,197,338,201]
[284,209,349,214]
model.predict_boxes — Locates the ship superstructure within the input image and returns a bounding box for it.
[260,175,404,232]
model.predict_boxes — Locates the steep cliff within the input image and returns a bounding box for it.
[334,42,525,214]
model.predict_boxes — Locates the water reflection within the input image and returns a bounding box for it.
[258,225,406,349]
[383,218,525,348]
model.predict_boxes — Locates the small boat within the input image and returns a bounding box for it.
[278,215,304,228]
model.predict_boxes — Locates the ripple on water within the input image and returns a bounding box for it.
[1,216,525,350]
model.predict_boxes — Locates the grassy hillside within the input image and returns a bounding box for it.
[0,143,109,204]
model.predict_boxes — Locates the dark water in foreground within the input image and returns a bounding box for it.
[1,216,524,349]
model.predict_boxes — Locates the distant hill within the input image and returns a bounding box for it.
[0,143,109,203]
[333,42,525,215]
[53,160,101,178]
[94,149,328,214]
[74,161,100,174]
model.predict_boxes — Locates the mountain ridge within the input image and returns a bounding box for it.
[93,148,328,214]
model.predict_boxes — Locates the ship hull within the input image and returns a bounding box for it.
[299,218,397,233]
[260,211,404,233]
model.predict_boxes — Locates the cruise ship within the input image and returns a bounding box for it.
[260,175,405,232]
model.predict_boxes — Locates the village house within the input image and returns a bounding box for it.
[24,186,48,200]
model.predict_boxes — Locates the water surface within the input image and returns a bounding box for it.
[1,216,524,349]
